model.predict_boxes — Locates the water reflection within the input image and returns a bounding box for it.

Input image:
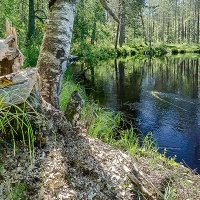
[72,56,200,173]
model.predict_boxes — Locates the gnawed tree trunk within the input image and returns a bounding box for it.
[0,22,24,76]
[37,0,77,109]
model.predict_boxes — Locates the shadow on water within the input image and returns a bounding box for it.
[71,56,200,173]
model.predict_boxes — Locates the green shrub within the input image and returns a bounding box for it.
[21,34,43,68]
[154,46,168,57]
[130,49,137,56]
[193,49,200,54]
[179,49,186,54]
[171,49,179,55]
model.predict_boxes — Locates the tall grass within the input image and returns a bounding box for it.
[61,69,177,164]
[81,99,158,156]
[0,99,36,156]
[60,72,81,112]
[164,183,177,200]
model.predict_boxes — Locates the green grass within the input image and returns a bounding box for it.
[71,42,139,62]
[60,69,84,112]
[7,182,28,200]
[164,183,177,200]
[0,100,40,200]
[61,72,179,167]
[0,99,37,156]
[60,79,80,112]
[83,99,179,168]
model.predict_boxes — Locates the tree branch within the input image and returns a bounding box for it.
[99,0,119,23]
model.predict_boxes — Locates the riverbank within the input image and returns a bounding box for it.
[59,75,200,198]
[21,42,200,68]
[1,122,200,199]
[0,69,200,199]
[71,43,200,62]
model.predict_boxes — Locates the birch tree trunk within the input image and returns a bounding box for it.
[37,0,77,109]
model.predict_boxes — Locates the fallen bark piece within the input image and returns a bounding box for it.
[0,68,37,105]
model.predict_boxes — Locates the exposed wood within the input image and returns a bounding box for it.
[0,22,24,75]
[37,0,77,109]
[0,68,37,105]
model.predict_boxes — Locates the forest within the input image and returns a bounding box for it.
[0,0,200,199]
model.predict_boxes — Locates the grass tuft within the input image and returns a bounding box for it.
[164,183,177,200]
[0,99,38,156]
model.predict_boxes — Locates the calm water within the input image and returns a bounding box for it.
[73,56,200,173]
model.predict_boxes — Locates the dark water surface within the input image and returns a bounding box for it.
[73,56,200,173]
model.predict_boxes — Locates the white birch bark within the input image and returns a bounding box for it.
[37,0,77,109]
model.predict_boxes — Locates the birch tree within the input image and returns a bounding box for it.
[37,0,121,110]
[37,0,78,109]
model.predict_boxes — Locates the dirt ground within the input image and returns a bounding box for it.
[0,126,200,200]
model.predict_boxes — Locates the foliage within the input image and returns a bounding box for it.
[0,0,45,67]
[1,0,200,66]
[171,48,179,55]
[61,69,179,167]
[60,71,80,111]
[0,100,36,156]
[22,35,43,67]
[143,0,200,44]
[164,183,177,200]
[72,43,117,62]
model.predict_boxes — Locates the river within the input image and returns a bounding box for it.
[72,56,200,173]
